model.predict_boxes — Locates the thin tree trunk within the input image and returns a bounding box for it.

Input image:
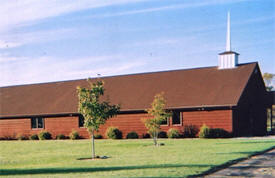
[153,130,157,146]
[156,132,158,146]
[91,130,95,159]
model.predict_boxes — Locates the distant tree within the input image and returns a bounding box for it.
[263,72,274,91]
[142,92,171,146]
[77,80,120,159]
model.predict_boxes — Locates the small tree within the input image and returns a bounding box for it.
[263,72,274,91]
[142,92,171,146]
[77,80,120,159]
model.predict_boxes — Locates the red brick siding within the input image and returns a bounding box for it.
[0,109,233,139]
[97,113,191,138]
[98,113,150,138]
[0,117,89,139]
[182,110,233,132]
[0,119,30,138]
[85,110,232,138]
[44,117,89,138]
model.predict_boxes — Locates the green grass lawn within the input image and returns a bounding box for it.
[0,138,274,177]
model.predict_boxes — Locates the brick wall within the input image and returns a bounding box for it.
[0,119,30,138]
[97,113,150,138]
[0,117,89,139]
[96,113,195,138]
[0,109,233,139]
[44,116,89,138]
[182,110,233,132]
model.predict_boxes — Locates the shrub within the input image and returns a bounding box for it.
[126,131,139,139]
[94,134,103,139]
[142,133,151,138]
[70,130,80,140]
[0,135,16,140]
[199,124,211,138]
[199,125,232,138]
[56,134,66,140]
[209,128,232,138]
[16,133,28,140]
[106,127,122,139]
[38,131,52,140]
[167,128,181,138]
[158,131,167,138]
[183,125,199,138]
[29,134,39,140]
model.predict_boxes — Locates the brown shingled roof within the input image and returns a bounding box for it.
[0,63,257,118]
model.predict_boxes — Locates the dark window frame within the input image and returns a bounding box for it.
[31,117,44,129]
[172,111,182,126]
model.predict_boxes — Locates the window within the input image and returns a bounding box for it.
[31,117,44,129]
[172,111,182,125]
[79,115,84,127]
[160,118,169,125]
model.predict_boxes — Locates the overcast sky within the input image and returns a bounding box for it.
[0,0,274,87]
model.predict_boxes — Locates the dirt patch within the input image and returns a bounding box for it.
[77,156,109,160]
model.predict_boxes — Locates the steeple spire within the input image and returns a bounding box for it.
[226,11,231,51]
[218,12,239,69]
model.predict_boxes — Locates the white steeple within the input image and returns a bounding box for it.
[226,11,231,51]
[218,11,239,69]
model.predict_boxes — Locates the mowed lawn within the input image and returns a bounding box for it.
[0,138,274,177]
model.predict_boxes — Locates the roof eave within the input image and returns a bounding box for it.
[0,104,238,119]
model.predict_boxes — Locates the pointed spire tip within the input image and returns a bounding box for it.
[226,11,231,51]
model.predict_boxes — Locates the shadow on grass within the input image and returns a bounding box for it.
[0,164,213,176]
[189,146,275,177]
[216,151,264,155]
[216,149,275,157]
[216,140,275,145]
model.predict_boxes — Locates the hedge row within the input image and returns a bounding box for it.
[105,125,231,139]
[0,130,83,141]
[0,125,232,140]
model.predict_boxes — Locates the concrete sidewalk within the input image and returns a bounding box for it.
[206,148,275,177]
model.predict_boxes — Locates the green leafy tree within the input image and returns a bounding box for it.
[77,80,120,159]
[263,72,274,91]
[142,92,171,146]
